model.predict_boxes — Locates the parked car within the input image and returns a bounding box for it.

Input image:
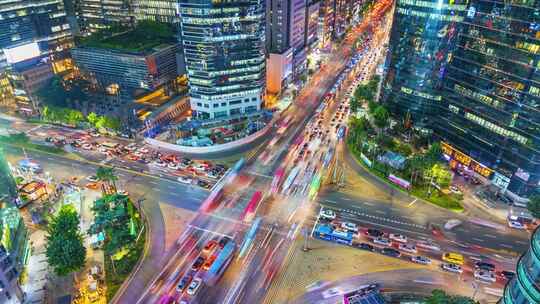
[186,277,202,296]
[373,237,391,246]
[341,222,358,233]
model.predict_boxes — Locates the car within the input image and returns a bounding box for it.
[191,257,205,271]
[82,143,93,150]
[474,270,496,283]
[207,170,220,179]
[197,180,211,189]
[449,185,462,194]
[167,162,179,170]
[398,243,417,254]
[475,262,496,271]
[154,160,167,167]
[355,243,374,251]
[202,240,218,255]
[499,270,515,281]
[389,234,407,243]
[508,220,525,229]
[381,248,401,257]
[89,132,100,137]
[319,209,336,220]
[85,182,99,190]
[411,256,431,265]
[86,175,98,182]
[186,277,203,296]
[444,219,462,230]
[117,189,128,196]
[176,275,193,292]
[341,222,358,233]
[441,263,463,274]
[178,176,193,184]
[365,229,384,238]
[218,237,230,249]
[138,147,150,154]
[202,255,217,270]
[373,237,391,246]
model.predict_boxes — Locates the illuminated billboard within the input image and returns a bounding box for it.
[3,42,41,64]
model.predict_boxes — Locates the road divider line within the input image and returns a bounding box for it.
[407,198,418,207]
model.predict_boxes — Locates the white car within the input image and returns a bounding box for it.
[124,143,137,151]
[86,175,98,182]
[389,234,407,243]
[411,256,431,265]
[441,263,463,274]
[167,162,179,170]
[186,277,202,296]
[319,209,336,221]
[153,161,167,167]
[398,243,417,254]
[444,219,462,230]
[178,176,193,184]
[117,189,128,196]
[373,237,391,246]
[340,222,358,233]
[82,143,93,150]
[449,185,462,194]
[508,220,525,229]
[474,270,496,283]
[138,147,150,154]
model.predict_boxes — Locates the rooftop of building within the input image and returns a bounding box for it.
[78,21,177,54]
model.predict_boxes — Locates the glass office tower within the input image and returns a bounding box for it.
[438,0,540,198]
[178,0,266,120]
[501,226,540,304]
[382,0,468,123]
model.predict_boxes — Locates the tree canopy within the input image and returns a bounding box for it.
[372,105,389,129]
[45,205,86,276]
[425,289,477,304]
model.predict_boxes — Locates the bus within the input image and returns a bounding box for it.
[313,224,353,246]
[442,252,464,265]
[241,191,263,222]
[206,240,236,285]
[270,167,285,194]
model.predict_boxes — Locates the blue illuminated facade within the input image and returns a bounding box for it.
[178,0,266,120]
[502,226,540,304]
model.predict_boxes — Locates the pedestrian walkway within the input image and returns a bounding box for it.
[22,230,48,304]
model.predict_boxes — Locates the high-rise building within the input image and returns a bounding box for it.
[305,0,320,49]
[133,0,179,24]
[0,0,73,71]
[79,0,133,32]
[382,0,468,121]
[501,226,540,304]
[436,1,540,199]
[178,0,266,120]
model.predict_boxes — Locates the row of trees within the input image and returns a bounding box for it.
[425,290,477,304]
[41,106,121,131]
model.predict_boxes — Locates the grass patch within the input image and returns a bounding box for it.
[348,142,464,212]
[0,134,65,155]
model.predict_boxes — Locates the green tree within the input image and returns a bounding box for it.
[36,76,68,107]
[425,163,453,189]
[87,112,99,126]
[372,105,389,129]
[45,205,86,276]
[96,166,118,193]
[66,109,85,126]
[527,195,540,218]
[95,116,107,130]
[425,142,442,165]
[368,100,377,113]
[350,96,359,113]
[425,289,476,304]
[103,116,122,131]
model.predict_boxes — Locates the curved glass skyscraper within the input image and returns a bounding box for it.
[382,0,468,124]
[178,0,266,120]
[502,226,540,304]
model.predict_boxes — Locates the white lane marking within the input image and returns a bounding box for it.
[484,234,497,239]
[407,198,418,207]
[149,180,158,185]
[516,241,528,245]
[472,238,484,242]
[374,210,385,214]
[500,244,513,249]
[153,187,161,191]
[188,224,233,238]
[342,197,352,201]
[363,202,374,206]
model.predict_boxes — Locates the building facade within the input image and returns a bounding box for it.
[72,44,179,101]
[382,0,468,122]
[78,0,133,32]
[501,226,540,304]
[436,0,540,199]
[133,0,179,24]
[305,0,320,49]
[178,0,266,120]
